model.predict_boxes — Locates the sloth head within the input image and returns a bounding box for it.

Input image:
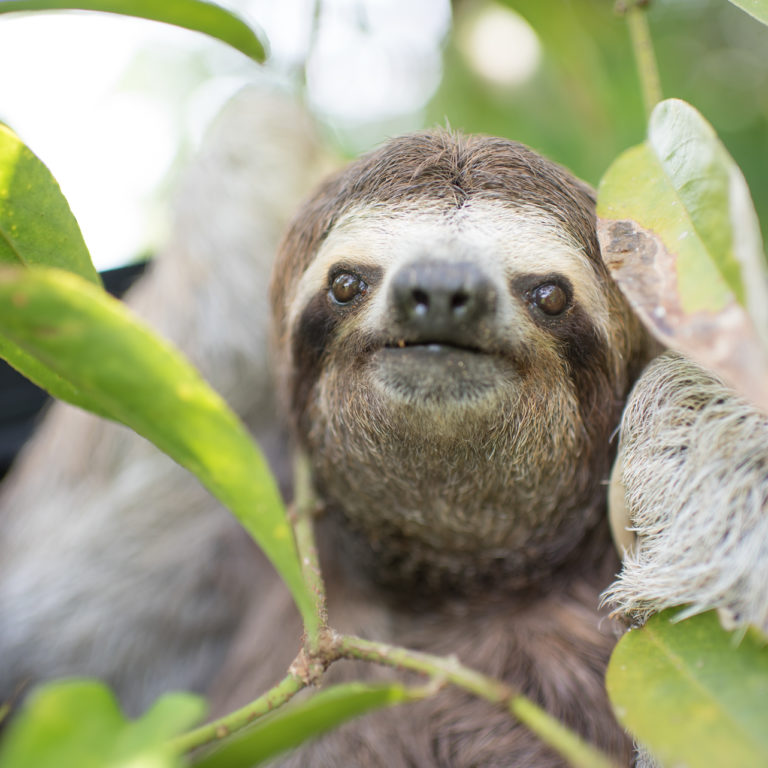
[271,132,649,592]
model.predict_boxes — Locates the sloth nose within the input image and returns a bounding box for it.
[390,260,497,344]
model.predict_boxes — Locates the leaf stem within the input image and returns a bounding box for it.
[622,1,662,119]
[291,450,328,649]
[336,633,511,702]
[511,698,619,768]
[335,633,620,768]
[168,671,306,755]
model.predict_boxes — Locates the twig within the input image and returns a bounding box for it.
[172,463,618,766]
[335,633,511,702]
[168,671,306,754]
[511,698,619,768]
[336,634,620,768]
[620,0,662,119]
[298,0,323,89]
[290,450,328,649]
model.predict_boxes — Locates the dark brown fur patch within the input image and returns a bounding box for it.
[291,291,340,435]
[290,265,383,432]
[209,527,633,767]
[509,270,618,473]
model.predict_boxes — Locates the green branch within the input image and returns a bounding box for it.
[168,672,306,755]
[335,634,620,768]
[511,698,619,768]
[290,450,328,650]
[620,1,662,119]
[171,459,619,767]
[336,633,510,702]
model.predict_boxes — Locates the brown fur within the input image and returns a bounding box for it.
[271,132,650,590]
[211,526,629,766]
[237,131,656,763]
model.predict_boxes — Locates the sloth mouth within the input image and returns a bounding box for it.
[371,342,510,404]
[383,341,485,355]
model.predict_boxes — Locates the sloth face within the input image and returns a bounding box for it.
[271,133,647,590]
[289,202,612,412]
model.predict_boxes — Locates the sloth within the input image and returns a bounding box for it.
[272,132,652,595]
[208,131,656,766]
[2,108,766,767]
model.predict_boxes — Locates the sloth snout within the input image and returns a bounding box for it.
[389,260,497,346]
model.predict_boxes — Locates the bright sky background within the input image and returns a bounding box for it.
[0,0,451,269]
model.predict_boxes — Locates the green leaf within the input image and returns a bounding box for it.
[0,680,205,768]
[0,124,100,286]
[598,98,767,316]
[597,98,768,412]
[0,0,267,62]
[192,683,421,768]
[606,609,768,768]
[727,0,768,26]
[0,266,316,636]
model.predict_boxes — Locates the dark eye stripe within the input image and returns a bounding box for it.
[290,264,382,432]
[291,291,339,435]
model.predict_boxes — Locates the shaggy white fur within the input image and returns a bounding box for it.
[605,350,768,634]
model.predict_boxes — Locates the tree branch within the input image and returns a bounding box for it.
[290,450,328,650]
[168,671,306,755]
[621,0,662,119]
[335,633,619,768]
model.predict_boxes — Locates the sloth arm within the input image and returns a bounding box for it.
[605,350,768,635]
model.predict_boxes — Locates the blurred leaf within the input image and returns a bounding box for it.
[0,680,205,768]
[727,0,768,26]
[0,267,317,636]
[607,609,768,768]
[0,0,266,62]
[429,0,645,187]
[597,98,768,411]
[0,124,100,286]
[0,335,112,419]
[192,683,422,768]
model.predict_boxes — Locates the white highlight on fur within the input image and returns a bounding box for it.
[288,199,611,344]
[604,352,768,634]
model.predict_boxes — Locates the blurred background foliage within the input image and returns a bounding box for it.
[0,0,766,267]
[436,0,768,243]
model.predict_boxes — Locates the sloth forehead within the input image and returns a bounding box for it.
[289,198,610,336]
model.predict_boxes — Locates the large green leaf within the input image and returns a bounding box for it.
[599,98,766,315]
[727,0,768,26]
[0,266,316,636]
[0,124,100,286]
[0,680,205,768]
[607,609,768,768]
[192,683,421,768]
[0,0,266,62]
[597,98,768,411]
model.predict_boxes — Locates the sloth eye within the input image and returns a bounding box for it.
[330,272,368,304]
[531,282,568,316]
